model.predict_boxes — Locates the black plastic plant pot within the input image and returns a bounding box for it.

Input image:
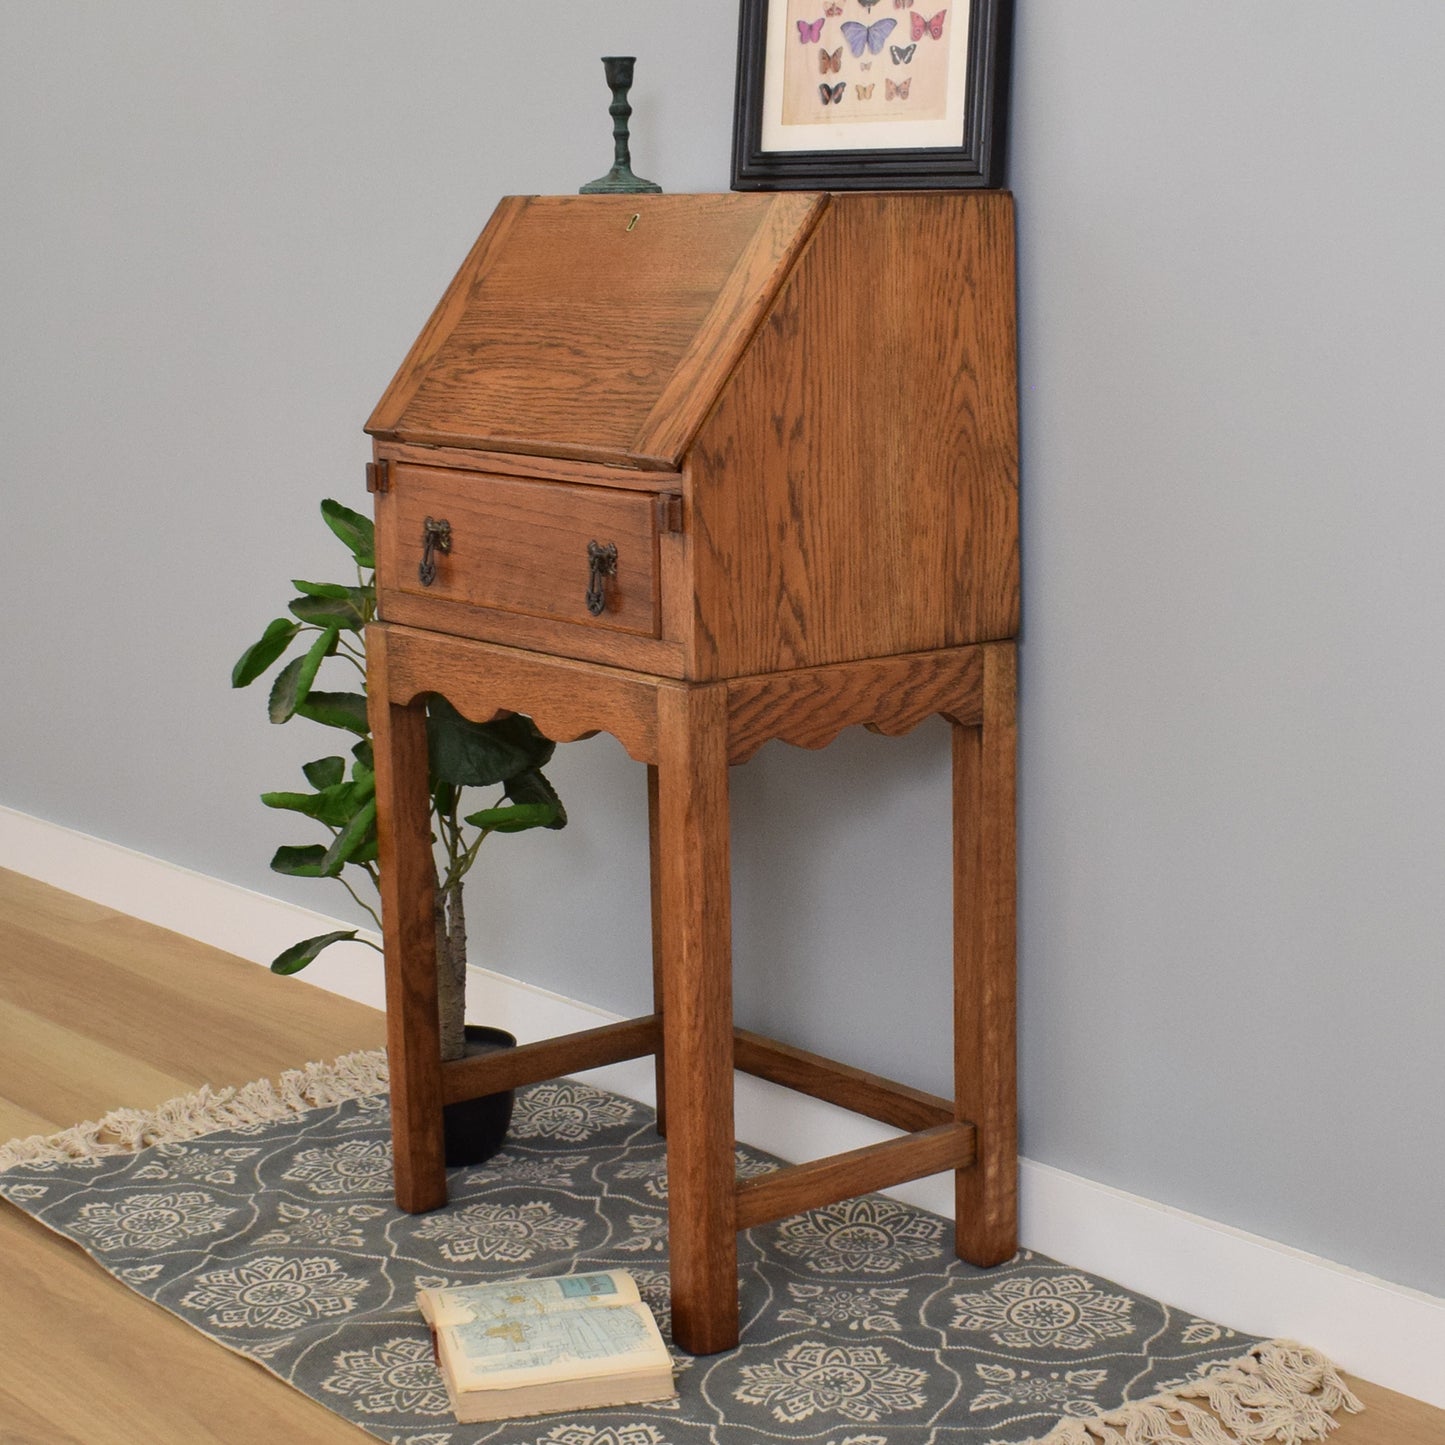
[442,1025,517,1167]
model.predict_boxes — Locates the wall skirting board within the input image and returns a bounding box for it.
[1,801,1440,1407]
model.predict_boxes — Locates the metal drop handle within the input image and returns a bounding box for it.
[586,540,618,616]
[419,517,451,586]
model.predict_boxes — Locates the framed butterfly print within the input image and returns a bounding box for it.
[731,0,1012,190]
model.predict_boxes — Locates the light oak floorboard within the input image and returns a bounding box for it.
[0,869,1435,1443]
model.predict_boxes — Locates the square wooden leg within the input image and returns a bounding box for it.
[370,633,447,1214]
[647,763,667,1138]
[952,641,1018,1264]
[656,684,739,1354]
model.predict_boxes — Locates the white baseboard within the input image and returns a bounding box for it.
[2,802,1440,1407]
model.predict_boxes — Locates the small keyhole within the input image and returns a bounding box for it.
[626,213,640,232]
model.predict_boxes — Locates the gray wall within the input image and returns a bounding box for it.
[2,3,1440,1296]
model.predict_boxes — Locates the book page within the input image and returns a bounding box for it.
[444,1300,663,1392]
[420,1270,639,1329]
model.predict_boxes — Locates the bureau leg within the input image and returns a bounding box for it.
[370,640,448,1214]
[647,764,667,1138]
[656,684,738,1354]
[952,642,1018,1265]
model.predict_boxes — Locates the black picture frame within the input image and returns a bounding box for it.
[731,0,1012,191]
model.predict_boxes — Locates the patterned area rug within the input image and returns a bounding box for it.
[0,1053,1359,1445]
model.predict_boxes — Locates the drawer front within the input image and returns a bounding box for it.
[377,464,660,637]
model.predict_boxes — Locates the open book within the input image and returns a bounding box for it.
[416,1269,676,1424]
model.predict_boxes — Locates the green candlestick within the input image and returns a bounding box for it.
[580,56,662,195]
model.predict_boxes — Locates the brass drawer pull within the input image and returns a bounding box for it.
[419,517,451,586]
[586,540,618,616]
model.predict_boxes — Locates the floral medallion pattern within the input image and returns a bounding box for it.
[510,1082,637,1142]
[70,1189,236,1252]
[282,1138,393,1196]
[2,1077,1264,1444]
[322,1336,452,1416]
[949,1274,1135,1351]
[181,1254,368,1330]
[413,1200,586,1264]
[775,1197,946,1274]
[734,1340,930,1424]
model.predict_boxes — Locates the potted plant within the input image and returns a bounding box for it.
[232,499,566,1163]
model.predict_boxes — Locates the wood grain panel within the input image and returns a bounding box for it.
[733,1029,953,1133]
[735,1123,976,1231]
[687,191,1019,678]
[374,194,815,468]
[376,464,660,637]
[367,197,526,437]
[375,623,661,765]
[953,641,1018,1265]
[633,192,826,462]
[725,646,984,763]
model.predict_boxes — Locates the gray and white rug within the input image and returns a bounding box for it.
[0,1054,1358,1445]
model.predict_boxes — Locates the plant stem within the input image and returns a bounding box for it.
[336,873,381,930]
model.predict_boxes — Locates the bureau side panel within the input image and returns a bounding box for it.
[685,192,1019,679]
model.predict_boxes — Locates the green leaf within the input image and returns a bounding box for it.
[267,626,339,722]
[301,756,346,790]
[320,498,376,569]
[462,800,559,834]
[320,797,378,874]
[271,930,359,975]
[289,592,367,631]
[232,618,301,688]
[461,770,565,836]
[291,579,352,599]
[269,844,331,877]
[505,767,568,830]
[296,690,370,736]
[268,656,306,724]
[427,698,556,787]
[261,771,375,827]
[352,738,374,772]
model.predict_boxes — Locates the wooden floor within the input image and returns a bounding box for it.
[0,867,1436,1444]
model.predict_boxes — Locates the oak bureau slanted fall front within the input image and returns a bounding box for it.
[364,190,1018,1355]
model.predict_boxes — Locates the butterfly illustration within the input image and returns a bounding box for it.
[840,16,897,56]
[856,0,884,9]
[824,1,844,11]
[818,81,846,104]
[860,60,872,69]
[886,77,911,99]
[819,46,843,73]
[911,9,945,39]
[890,42,917,63]
[797,17,825,42]
[894,0,914,7]
[855,83,875,99]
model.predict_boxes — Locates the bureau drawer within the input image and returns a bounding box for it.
[376,464,660,636]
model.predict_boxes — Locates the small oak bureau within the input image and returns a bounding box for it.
[365,190,1019,1354]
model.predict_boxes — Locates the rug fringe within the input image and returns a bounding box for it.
[0,1048,389,1172]
[1039,1339,1362,1444]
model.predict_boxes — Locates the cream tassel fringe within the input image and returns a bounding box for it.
[0,1048,389,1172]
[1039,1339,1362,1444]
